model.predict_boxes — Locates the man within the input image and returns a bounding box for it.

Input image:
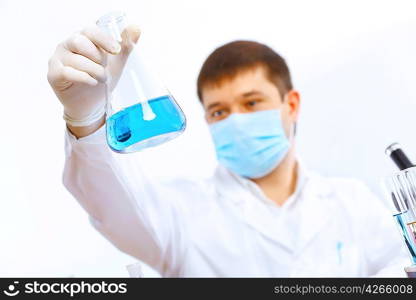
[47,23,408,277]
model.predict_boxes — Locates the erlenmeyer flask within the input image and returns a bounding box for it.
[97,12,186,153]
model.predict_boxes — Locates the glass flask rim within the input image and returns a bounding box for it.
[96,11,126,27]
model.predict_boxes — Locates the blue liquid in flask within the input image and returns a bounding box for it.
[106,95,186,153]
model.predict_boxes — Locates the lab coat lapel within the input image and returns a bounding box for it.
[241,172,334,252]
[296,174,333,254]
[214,165,333,252]
[242,197,294,251]
[214,165,294,250]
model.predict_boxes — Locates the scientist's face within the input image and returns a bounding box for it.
[201,65,300,138]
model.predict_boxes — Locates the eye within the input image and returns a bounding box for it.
[211,110,224,117]
[247,100,258,107]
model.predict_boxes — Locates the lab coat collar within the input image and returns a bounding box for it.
[241,161,309,208]
[213,159,314,206]
[213,161,333,254]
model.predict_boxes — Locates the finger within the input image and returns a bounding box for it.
[61,66,98,86]
[82,25,121,55]
[61,50,107,82]
[125,24,141,44]
[119,25,141,55]
[64,33,106,65]
[49,61,98,87]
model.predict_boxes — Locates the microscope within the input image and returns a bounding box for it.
[385,143,416,278]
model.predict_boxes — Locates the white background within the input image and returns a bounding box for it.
[1,0,416,277]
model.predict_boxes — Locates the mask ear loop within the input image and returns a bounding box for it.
[282,92,297,138]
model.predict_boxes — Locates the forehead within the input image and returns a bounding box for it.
[201,66,280,107]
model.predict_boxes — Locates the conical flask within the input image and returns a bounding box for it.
[97,11,186,153]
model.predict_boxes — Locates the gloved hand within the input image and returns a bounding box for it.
[47,24,140,137]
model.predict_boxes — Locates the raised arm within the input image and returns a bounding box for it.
[48,23,186,276]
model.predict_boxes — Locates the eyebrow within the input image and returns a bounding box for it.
[206,102,222,111]
[205,90,266,111]
[241,90,265,98]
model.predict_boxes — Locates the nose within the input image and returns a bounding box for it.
[228,104,249,115]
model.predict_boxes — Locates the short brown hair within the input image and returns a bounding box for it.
[197,40,293,101]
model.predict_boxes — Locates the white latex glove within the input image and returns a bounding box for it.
[47,24,140,136]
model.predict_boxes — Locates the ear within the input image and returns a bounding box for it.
[285,90,301,122]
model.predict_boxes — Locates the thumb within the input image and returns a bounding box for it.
[127,25,141,44]
[120,24,141,54]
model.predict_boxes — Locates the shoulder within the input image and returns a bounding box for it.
[308,171,374,196]
[304,174,393,233]
[307,172,386,210]
[324,176,371,195]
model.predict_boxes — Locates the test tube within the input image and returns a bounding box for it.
[383,168,416,266]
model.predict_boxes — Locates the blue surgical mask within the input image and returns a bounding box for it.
[209,109,290,179]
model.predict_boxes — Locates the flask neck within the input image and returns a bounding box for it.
[96,11,127,42]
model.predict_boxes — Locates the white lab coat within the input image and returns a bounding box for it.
[63,126,409,277]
